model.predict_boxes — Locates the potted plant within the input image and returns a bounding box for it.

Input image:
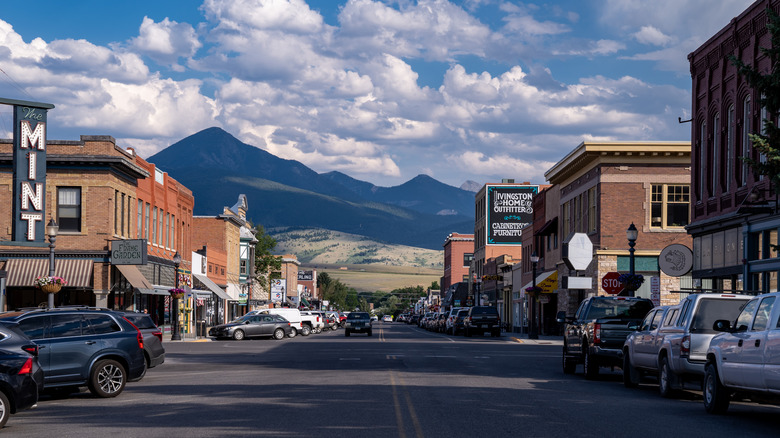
[34,276,67,294]
[525,286,543,294]
[618,273,645,292]
[169,288,186,299]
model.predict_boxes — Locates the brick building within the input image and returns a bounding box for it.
[0,133,149,309]
[688,0,780,293]
[544,141,693,317]
[441,232,473,294]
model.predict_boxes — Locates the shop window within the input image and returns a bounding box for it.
[651,184,689,229]
[57,187,81,232]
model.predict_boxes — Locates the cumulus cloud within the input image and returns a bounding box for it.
[632,26,673,46]
[130,17,202,69]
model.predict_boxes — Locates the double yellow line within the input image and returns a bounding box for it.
[389,371,424,438]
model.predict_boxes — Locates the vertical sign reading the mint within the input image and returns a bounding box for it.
[6,98,55,243]
[486,185,538,245]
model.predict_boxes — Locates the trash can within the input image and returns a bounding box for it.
[197,320,206,337]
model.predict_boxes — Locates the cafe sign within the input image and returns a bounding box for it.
[110,239,148,265]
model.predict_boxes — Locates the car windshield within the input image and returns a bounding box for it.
[230,316,251,324]
[588,300,653,319]
[348,312,370,320]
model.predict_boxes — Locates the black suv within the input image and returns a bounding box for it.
[0,307,146,398]
[464,306,501,337]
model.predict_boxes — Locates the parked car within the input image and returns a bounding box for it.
[451,309,469,335]
[434,313,448,332]
[0,323,43,428]
[300,311,326,335]
[209,314,294,340]
[0,307,146,398]
[703,292,780,414]
[408,314,420,325]
[622,304,680,388]
[464,306,501,337]
[623,292,750,396]
[558,296,653,379]
[344,312,373,336]
[445,308,465,335]
[382,315,393,322]
[250,309,303,338]
[116,312,165,372]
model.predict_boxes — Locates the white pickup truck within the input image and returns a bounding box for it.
[704,291,780,414]
[300,311,326,335]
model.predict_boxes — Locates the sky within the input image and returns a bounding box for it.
[0,0,756,188]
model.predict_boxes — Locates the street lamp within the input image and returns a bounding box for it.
[529,251,539,340]
[626,223,638,298]
[171,251,182,341]
[46,219,59,309]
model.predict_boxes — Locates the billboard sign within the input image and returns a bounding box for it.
[486,185,538,245]
[271,279,286,302]
[297,270,313,281]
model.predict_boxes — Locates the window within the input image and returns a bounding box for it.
[699,120,706,199]
[49,314,83,338]
[742,95,751,186]
[144,203,150,240]
[165,213,170,248]
[726,105,734,192]
[17,316,46,340]
[57,187,81,232]
[158,210,164,246]
[463,253,473,267]
[171,214,176,251]
[588,187,596,233]
[711,113,719,196]
[85,315,121,334]
[752,297,775,331]
[562,201,571,238]
[651,184,689,229]
[152,207,157,245]
[735,299,757,331]
[462,274,470,282]
[114,190,119,235]
[761,99,768,178]
[137,200,143,239]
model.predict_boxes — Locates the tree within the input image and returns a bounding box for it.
[731,7,780,195]
[253,225,282,296]
[430,281,440,290]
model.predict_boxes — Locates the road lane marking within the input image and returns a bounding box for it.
[380,328,386,342]
[339,358,361,361]
[389,372,407,438]
[396,373,424,438]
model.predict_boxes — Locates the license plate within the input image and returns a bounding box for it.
[353,323,364,327]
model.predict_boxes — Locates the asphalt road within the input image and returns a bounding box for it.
[6,322,780,437]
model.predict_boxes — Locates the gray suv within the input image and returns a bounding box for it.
[0,307,146,398]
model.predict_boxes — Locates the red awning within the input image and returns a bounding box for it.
[4,258,94,288]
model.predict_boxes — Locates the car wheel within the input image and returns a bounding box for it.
[623,351,639,388]
[0,390,9,429]
[88,359,126,398]
[288,327,298,338]
[345,330,351,337]
[583,346,599,380]
[301,325,311,336]
[273,328,285,340]
[703,363,730,414]
[233,330,245,341]
[659,356,677,398]
[562,345,576,375]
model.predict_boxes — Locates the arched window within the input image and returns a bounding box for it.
[699,120,707,200]
[711,113,720,197]
[742,95,751,186]
[726,105,734,192]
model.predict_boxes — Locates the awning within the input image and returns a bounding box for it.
[5,258,93,288]
[115,264,154,294]
[535,218,558,236]
[193,274,231,300]
[521,271,559,293]
[301,297,310,307]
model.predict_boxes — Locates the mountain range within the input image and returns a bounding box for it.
[147,127,476,249]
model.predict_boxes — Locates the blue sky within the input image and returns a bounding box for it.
[0,0,755,188]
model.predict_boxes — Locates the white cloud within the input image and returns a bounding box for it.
[632,25,673,46]
[130,17,202,68]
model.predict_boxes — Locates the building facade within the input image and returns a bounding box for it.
[441,233,474,295]
[688,0,780,293]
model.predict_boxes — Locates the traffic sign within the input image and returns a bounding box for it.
[602,272,624,295]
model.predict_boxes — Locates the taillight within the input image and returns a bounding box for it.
[19,357,33,375]
[22,344,38,357]
[122,317,144,350]
[153,331,163,343]
[593,323,602,344]
[680,335,690,357]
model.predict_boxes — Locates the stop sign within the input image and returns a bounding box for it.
[602,272,624,295]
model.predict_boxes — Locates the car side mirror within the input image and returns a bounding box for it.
[245,320,251,325]
[627,321,640,330]
[556,311,567,323]
[712,320,731,332]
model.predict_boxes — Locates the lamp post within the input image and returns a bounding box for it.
[529,251,539,340]
[171,251,182,341]
[46,219,59,309]
[626,223,638,298]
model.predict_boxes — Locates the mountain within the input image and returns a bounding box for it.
[460,180,482,192]
[147,127,475,249]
